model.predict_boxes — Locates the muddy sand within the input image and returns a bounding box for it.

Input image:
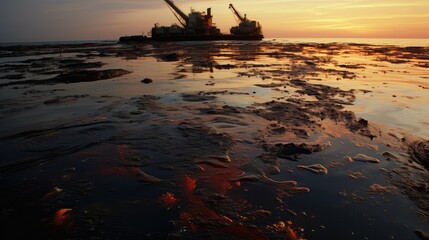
[0,40,428,239]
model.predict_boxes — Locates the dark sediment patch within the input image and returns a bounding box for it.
[255,83,284,88]
[196,159,229,168]
[249,77,376,139]
[291,98,375,139]
[415,229,429,240]
[200,105,244,116]
[210,116,249,126]
[265,142,331,161]
[387,141,429,224]
[0,119,115,174]
[43,95,89,105]
[377,57,409,64]
[0,98,39,119]
[160,53,180,61]
[415,63,429,68]
[367,46,429,64]
[1,58,104,79]
[409,140,429,170]
[116,145,150,167]
[22,88,66,96]
[282,44,304,52]
[382,151,400,160]
[0,74,25,80]
[324,68,357,79]
[131,95,161,111]
[50,69,131,84]
[141,78,153,84]
[214,63,235,70]
[0,43,115,58]
[0,69,131,87]
[337,64,365,69]
[388,170,429,222]
[113,120,235,168]
[0,64,29,72]
[267,123,287,135]
[177,121,234,156]
[21,57,56,64]
[258,153,280,165]
[201,90,250,96]
[58,60,105,69]
[253,100,315,128]
[290,79,355,102]
[182,93,217,102]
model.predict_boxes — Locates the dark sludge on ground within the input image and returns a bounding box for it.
[0,41,429,240]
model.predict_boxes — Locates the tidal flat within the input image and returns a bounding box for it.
[0,40,428,239]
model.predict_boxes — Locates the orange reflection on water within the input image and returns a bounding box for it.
[183,175,196,193]
[196,159,244,194]
[179,173,269,239]
[160,192,179,207]
[96,145,144,177]
[181,175,221,220]
[54,208,72,227]
[287,227,299,240]
[270,220,302,240]
[43,187,63,200]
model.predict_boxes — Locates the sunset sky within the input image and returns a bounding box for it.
[0,0,428,42]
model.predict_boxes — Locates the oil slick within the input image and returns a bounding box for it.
[0,40,428,239]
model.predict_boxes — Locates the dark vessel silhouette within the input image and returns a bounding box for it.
[119,1,264,42]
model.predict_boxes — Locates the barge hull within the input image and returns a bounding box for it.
[119,34,263,43]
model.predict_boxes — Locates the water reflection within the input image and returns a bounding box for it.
[0,41,428,239]
[151,42,264,74]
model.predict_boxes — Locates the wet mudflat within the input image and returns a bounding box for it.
[0,40,428,239]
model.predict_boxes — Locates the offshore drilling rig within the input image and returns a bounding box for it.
[120,0,263,42]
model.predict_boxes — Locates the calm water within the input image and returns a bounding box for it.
[272,38,428,46]
[1,38,427,47]
[0,40,428,239]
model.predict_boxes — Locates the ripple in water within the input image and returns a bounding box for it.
[0,119,116,174]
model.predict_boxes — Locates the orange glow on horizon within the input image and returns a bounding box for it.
[1,0,428,42]
[115,0,429,39]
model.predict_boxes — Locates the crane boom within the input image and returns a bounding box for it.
[164,0,189,27]
[229,4,245,23]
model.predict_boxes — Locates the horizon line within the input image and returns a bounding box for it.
[1,36,428,44]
